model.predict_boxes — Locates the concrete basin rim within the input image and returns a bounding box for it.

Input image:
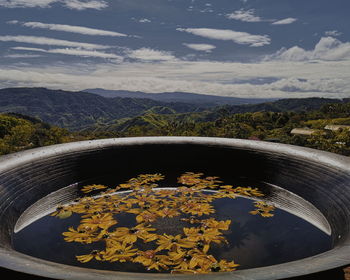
[0,136,350,173]
[0,246,349,280]
[0,136,349,279]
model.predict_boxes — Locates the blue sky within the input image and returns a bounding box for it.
[0,0,349,98]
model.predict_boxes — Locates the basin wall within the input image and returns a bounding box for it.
[0,137,349,280]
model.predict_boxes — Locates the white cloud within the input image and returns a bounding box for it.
[266,37,350,61]
[0,0,56,8]
[0,35,109,49]
[325,30,342,37]
[0,0,108,10]
[12,46,123,59]
[267,46,309,61]
[226,9,263,22]
[271,18,297,25]
[177,28,270,47]
[7,20,19,24]
[1,58,349,99]
[266,77,349,94]
[48,48,122,59]
[183,43,216,52]
[11,46,47,52]
[139,18,151,23]
[63,0,107,10]
[4,53,42,58]
[199,8,213,13]
[12,21,127,37]
[126,48,176,61]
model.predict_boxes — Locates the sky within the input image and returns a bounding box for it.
[0,0,350,99]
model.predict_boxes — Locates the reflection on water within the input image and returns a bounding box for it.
[12,172,332,273]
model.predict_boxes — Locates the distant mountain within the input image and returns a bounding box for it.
[93,97,349,133]
[84,88,275,106]
[0,87,347,131]
[207,97,345,119]
[0,87,205,130]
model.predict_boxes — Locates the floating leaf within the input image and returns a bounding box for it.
[56,210,72,219]
[52,172,272,273]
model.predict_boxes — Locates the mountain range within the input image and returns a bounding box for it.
[85,88,275,106]
[0,87,347,130]
[0,87,204,130]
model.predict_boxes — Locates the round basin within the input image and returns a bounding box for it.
[0,137,349,279]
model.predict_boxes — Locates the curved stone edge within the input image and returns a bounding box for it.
[1,137,350,174]
[0,246,349,280]
[0,137,349,280]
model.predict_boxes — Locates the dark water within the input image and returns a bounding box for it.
[12,176,333,273]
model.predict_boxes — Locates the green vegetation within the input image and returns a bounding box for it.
[0,98,349,157]
[0,88,205,130]
[83,101,350,156]
[0,113,76,155]
[1,88,347,131]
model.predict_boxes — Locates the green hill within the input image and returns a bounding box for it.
[1,98,349,156]
[0,87,348,132]
[207,97,345,120]
[0,88,204,130]
[0,113,74,155]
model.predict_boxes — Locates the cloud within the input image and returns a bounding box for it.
[0,35,109,49]
[226,9,263,22]
[1,58,349,99]
[4,53,42,58]
[7,20,19,24]
[177,28,270,47]
[176,28,271,47]
[47,48,122,59]
[265,37,350,61]
[126,48,176,61]
[183,43,216,52]
[0,0,56,8]
[199,7,213,13]
[0,0,108,10]
[139,18,151,23]
[271,18,297,25]
[10,21,127,37]
[325,30,342,37]
[266,77,349,94]
[12,46,123,59]
[63,0,107,10]
[226,11,297,26]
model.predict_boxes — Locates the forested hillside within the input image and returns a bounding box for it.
[0,113,72,155]
[0,88,204,130]
[0,87,348,132]
[206,97,347,119]
[1,100,349,156]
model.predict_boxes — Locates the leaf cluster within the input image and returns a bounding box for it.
[52,173,274,274]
